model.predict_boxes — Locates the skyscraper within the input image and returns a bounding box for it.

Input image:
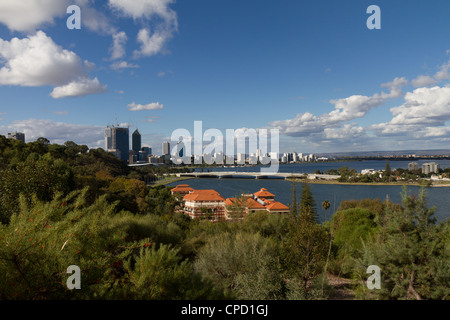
[162,141,170,156]
[7,132,25,143]
[105,125,129,163]
[105,126,113,150]
[132,129,142,153]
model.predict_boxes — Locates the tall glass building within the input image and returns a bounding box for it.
[105,125,129,163]
[132,129,142,153]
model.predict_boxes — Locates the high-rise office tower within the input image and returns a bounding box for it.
[105,125,129,163]
[132,129,142,153]
[162,141,170,156]
[7,132,25,143]
[105,126,113,150]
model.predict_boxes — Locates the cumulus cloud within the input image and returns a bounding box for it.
[370,85,450,136]
[269,77,407,138]
[108,0,177,21]
[0,0,114,34]
[110,31,128,60]
[108,0,178,57]
[127,102,164,111]
[75,0,116,35]
[135,28,171,57]
[50,77,107,99]
[1,119,104,147]
[411,60,450,87]
[0,0,69,32]
[0,31,106,98]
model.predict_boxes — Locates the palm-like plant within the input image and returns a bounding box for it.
[322,200,331,219]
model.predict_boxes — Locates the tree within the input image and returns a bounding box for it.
[194,232,286,300]
[281,212,329,299]
[0,154,74,224]
[355,187,450,300]
[299,183,317,222]
[321,199,332,294]
[289,181,299,215]
[322,200,331,220]
[382,161,392,182]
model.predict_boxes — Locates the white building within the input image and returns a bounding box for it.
[422,162,440,175]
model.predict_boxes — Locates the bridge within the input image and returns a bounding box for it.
[176,171,340,181]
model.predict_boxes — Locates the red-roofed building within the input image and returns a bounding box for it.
[183,190,226,221]
[265,201,290,214]
[253,188,275,200]
[171,184,195,197]
[224,196,267,220]
[175,186,290,222]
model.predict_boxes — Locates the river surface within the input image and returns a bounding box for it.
[169,160,450,223]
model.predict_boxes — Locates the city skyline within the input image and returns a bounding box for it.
[0,1,450,155]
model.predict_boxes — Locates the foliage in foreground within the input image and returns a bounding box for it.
[0,189,225,300]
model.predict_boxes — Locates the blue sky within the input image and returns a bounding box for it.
[0,0,449,155]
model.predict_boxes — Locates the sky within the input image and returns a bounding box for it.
[0,0,449,155]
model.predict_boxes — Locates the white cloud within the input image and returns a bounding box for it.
[50,77,107,99]
[75,0,116,35]
[323,124,365,140]
[110,31,128,60]
[269,77,407,137]
[1,119,104,147]
[134,27,172,58]
[0,0,115,34]
[127,102,164,111]
[0,31,106,98]
[371,85,450,136]
[411,75,437,88]
[0,0,69,32]
[110,61,139,71]
[108,0,178,57]
[108,0,177,22]
[411,60,450,87]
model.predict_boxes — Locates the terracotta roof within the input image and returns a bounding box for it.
[246,198,266,209]
[183,190,225,202]
[265,201,290,211]
[225,197,266,209]
[171,184,195,192]
[253,188,275,198]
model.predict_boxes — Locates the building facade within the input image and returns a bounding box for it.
[105,125,129,163]
[132,129,142,153]
[8,132,25,143]
[182,190,226,221]
[422,162,440,175]
[408,162,419,172]
[174,185,290,222]
[162,141,170,156]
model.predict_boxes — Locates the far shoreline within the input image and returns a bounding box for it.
[150,175,450,188]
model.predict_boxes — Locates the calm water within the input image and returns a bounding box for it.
[168,178,450,223]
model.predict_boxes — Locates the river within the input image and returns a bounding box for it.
[168,161,450,223]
